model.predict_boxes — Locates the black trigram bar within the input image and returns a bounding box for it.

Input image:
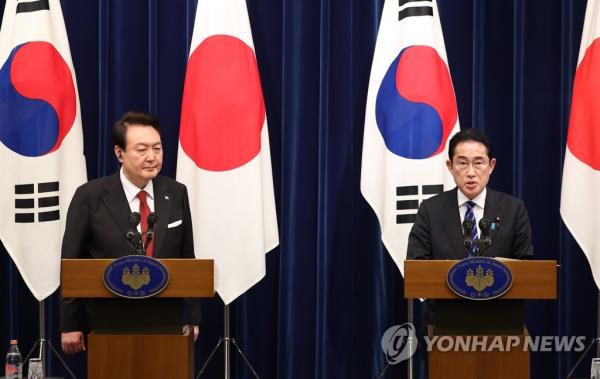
[38,181,59,193]
[422,184,443,195]
[397,199,419,210]
[15,184,34,194]
[15,213,35,223]
[15,199,34,209]
[399,0,432,6]
[39,210,59,222]
[397,185,418,196]
[398,3,433,21]
[397,214,417,224]
[38,196,59,208]
[16,0,50,14]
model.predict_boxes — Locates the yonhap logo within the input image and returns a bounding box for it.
[380,323,418,364]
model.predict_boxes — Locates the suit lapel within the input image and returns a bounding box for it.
[441,188,466,259]
[483,188,501,241]
[100,173,130,238]
[152,177,171,258]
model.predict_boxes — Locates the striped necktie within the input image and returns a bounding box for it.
[465,201,478,256]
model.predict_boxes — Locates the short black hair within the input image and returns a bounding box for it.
[112,111,161,150]
[448,128,494,161]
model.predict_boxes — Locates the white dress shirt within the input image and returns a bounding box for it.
[120,167,155,232]
[457,188,486,238]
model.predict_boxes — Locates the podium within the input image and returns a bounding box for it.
[404,259,557,379]
[61,258,214,379]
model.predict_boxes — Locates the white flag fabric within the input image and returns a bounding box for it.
[560,0,600,289]
[0,0,87,300]
[360,0,460,274]
[176,0,279,304]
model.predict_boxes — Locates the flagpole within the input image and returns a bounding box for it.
[407,299,414,379]
[39,300,45,362]
[224,304,231,379]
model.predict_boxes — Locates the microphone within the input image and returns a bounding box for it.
[479,218,492,255]
[126,212,142,252]
[462,219,474,253]
[145,212,158,250]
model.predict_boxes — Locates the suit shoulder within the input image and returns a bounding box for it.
[420,188,455,208]
[74,175,115,196]
[488,188,524,206]
[155,175,188,193]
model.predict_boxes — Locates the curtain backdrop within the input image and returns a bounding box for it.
[0,0,595,378]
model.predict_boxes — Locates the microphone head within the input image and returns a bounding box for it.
[479,218,491,234]
[462,219,474,232]
[130,212,140,225]
[147,212,158,227]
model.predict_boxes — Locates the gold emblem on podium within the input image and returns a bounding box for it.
[465,265,494,292]
[121,264,151,290]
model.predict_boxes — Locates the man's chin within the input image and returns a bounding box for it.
[143,170,160,179]
[463,188,482,199]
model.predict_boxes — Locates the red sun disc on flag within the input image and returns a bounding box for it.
[179,35,265,172]
[568,38,600,170]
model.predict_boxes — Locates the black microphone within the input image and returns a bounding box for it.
[479,218,492,254]
[126,212,142,252]
[462,219,474,253]
[145,212,158,250]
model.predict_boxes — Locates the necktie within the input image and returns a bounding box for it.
[465,201,478,256]
[137,190,154,256]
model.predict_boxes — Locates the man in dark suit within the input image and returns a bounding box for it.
[408,128,533,260]
[60,111,200,354]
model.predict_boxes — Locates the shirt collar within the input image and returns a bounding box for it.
[457,187,486,209]
[120,167,154,203]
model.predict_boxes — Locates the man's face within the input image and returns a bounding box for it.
[114,124,163,188]
[446,140,496,200]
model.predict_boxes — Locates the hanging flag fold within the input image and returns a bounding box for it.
[176,0,279,304]
[0,0,87,300]
[360,0,460,274]
[560,0,600,289]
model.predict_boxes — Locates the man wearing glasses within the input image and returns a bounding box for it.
[407,128,533,260]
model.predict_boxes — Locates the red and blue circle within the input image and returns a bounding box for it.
[568,38,600,170]
[180,35,265,172]
[0,41,76,157]
[375,45,457,159]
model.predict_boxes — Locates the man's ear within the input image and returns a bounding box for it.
[446,159,453,172]
[488,158,497,172]
[114,146,124,163]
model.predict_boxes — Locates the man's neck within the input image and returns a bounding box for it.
[122,169,149,189]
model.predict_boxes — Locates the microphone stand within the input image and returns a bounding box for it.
[196,303,260,379]
[24,300,78,379]
[127,212,144,255]
[478,218,492,256]
[567,292,600,378]
[144,213,157,253]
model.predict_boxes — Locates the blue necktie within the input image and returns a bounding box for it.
[465,201,478,256]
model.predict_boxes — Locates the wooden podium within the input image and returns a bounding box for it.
[61,259,214,379]
[404,259,557,379]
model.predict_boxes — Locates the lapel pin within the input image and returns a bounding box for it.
[165,195,169,200]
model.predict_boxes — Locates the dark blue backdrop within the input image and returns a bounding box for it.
[0,0,596,378]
